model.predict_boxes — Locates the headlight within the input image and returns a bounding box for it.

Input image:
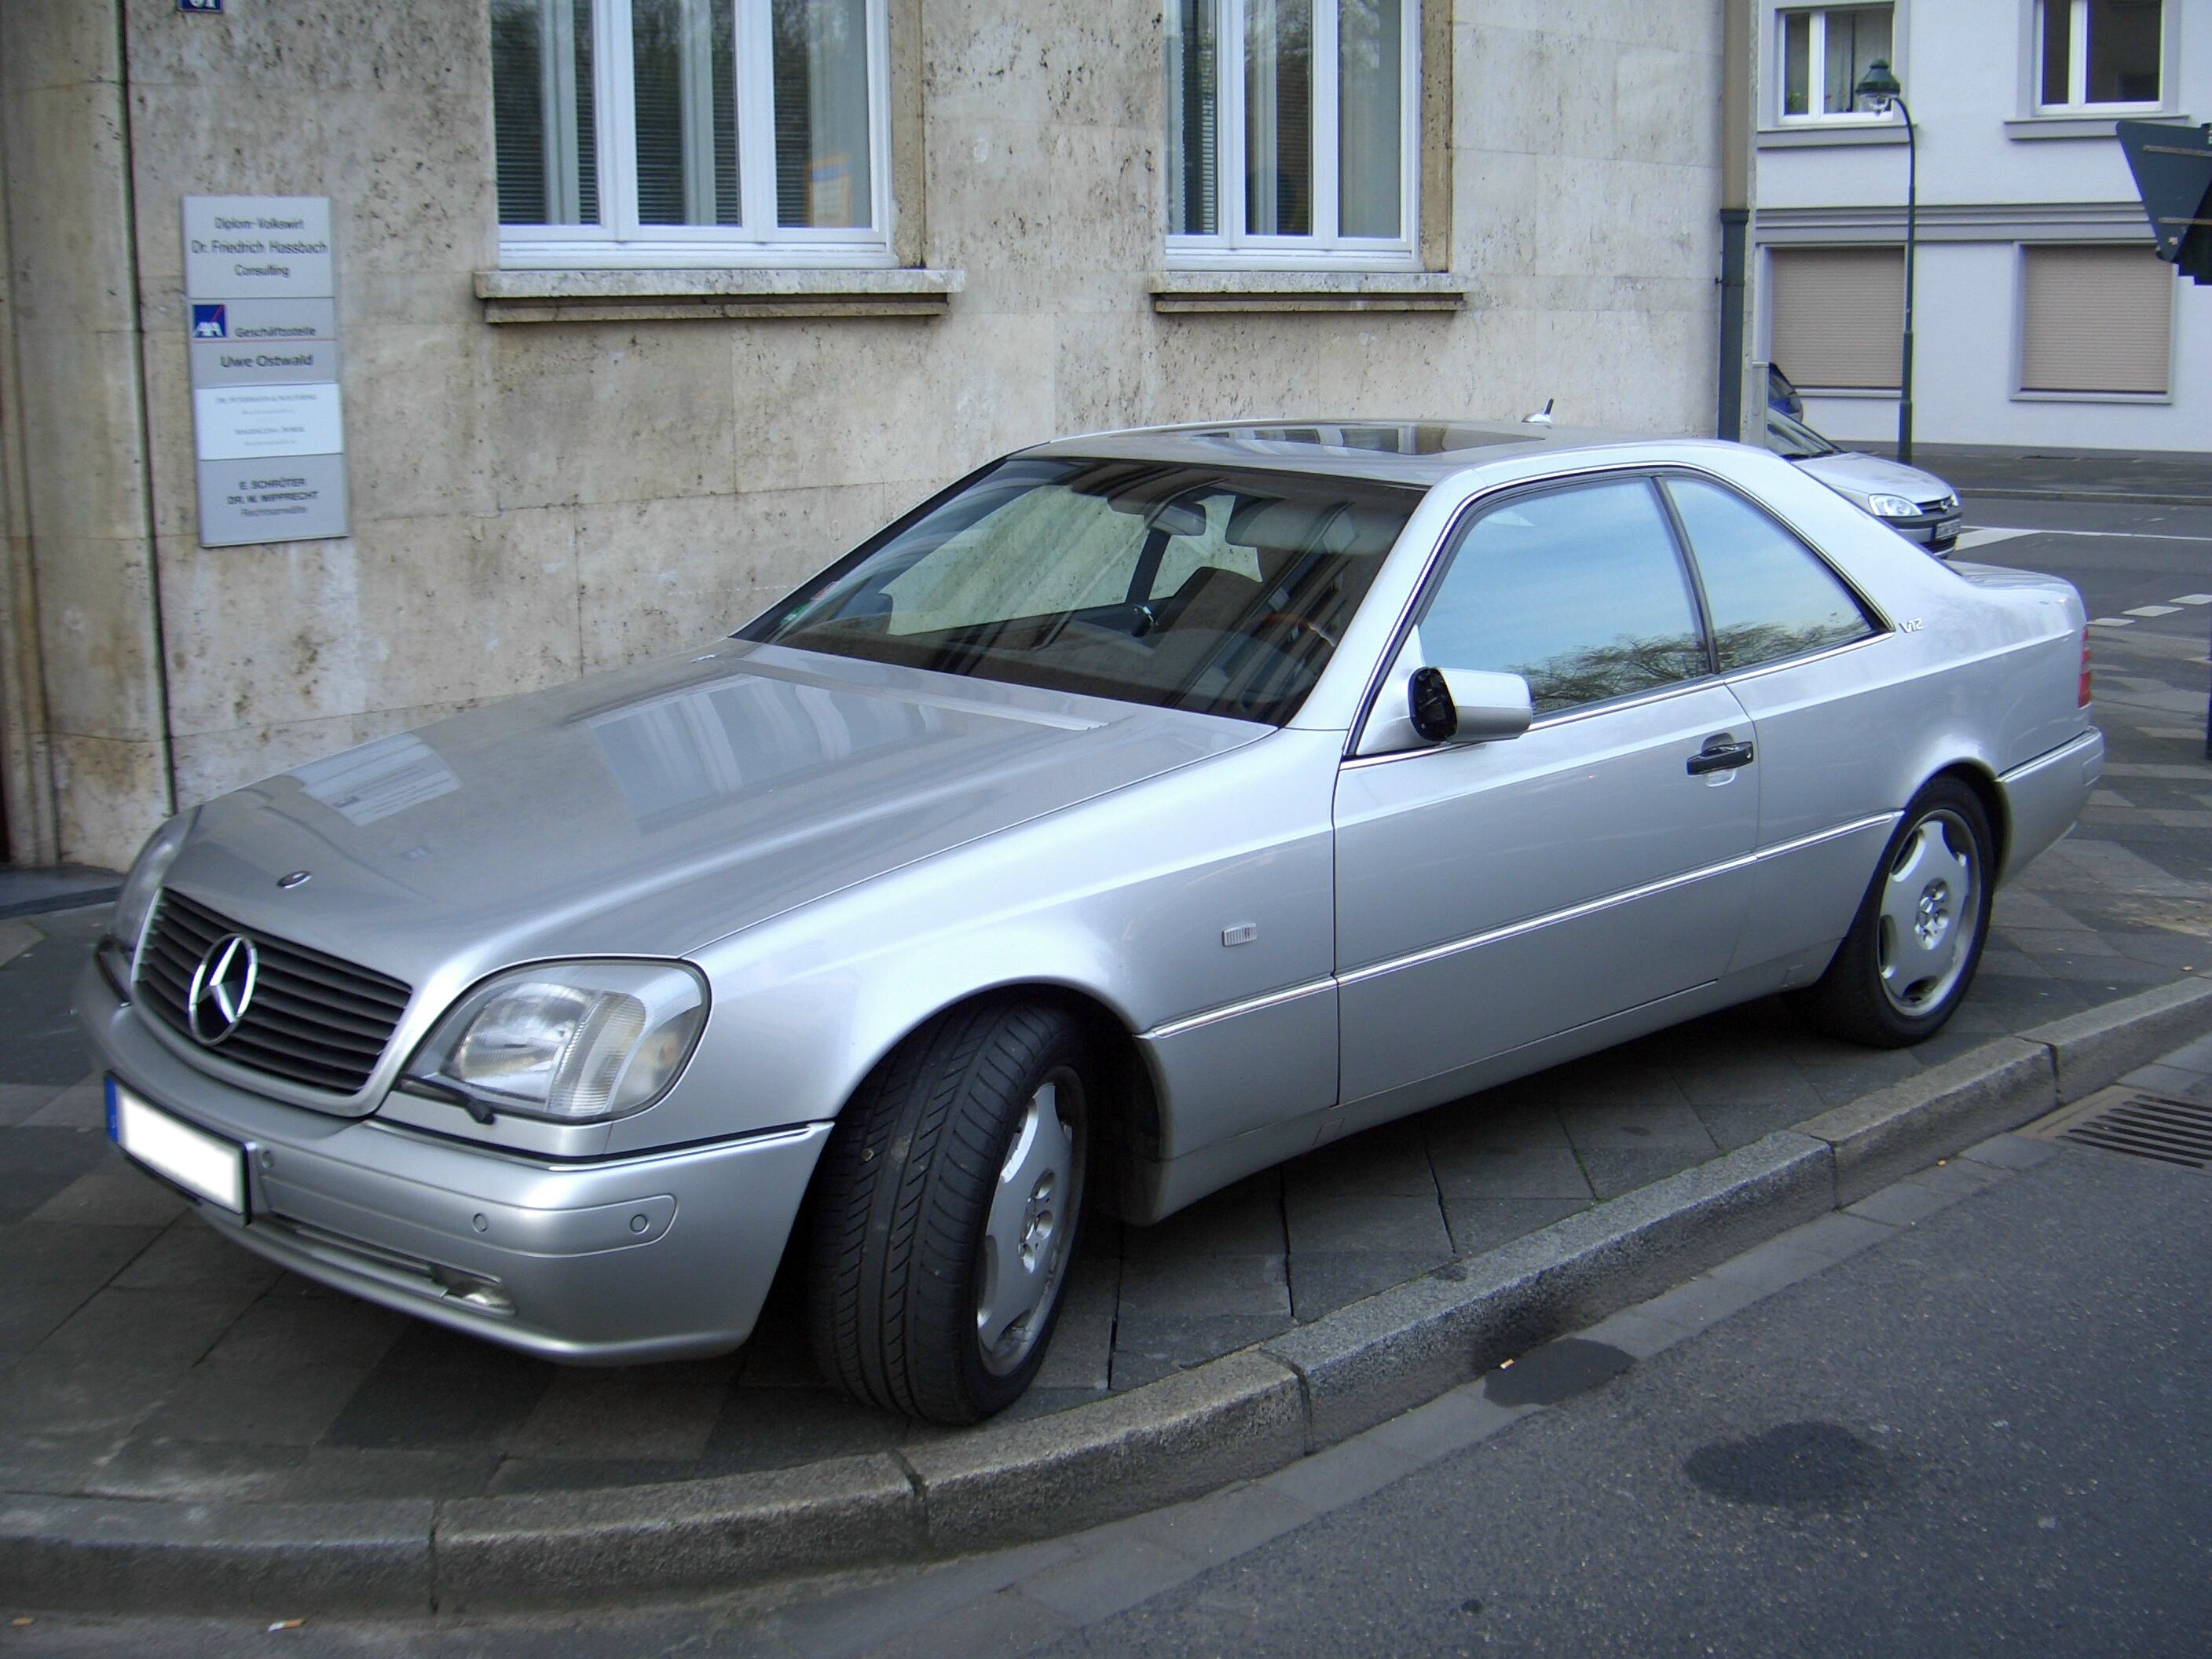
[108,810,196,957]
[409,961,708,1122]
[1866,494,1918,519]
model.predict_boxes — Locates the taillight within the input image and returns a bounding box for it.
[2078,635,2093,708]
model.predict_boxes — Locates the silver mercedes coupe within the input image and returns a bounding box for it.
[82,421,2101,1423]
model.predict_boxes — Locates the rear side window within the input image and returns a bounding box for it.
[1664,477,1877,672]
[1419,479,1708,715]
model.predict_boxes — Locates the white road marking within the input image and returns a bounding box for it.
[2089,617,2135,627]
[1961,526,2212,544]
[1952,527,2036,551]
[2126,605,2185,617]
[2175,594,2212,605]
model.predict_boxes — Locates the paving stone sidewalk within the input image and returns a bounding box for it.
[0,560,2204,1509]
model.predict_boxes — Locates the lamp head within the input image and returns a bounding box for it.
[1854,57,1903,113]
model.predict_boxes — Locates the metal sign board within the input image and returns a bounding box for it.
[183,196,348,545]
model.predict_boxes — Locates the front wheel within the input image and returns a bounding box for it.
[806,1001,1090,1424]
[1796,778,1994,1049]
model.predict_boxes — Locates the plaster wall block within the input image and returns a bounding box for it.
[15,330,155,546]
[136,331,197,544]
[1053,313,1160,438]
[160,508,578,742]
[923,119,1154,320]
[1453,148,1544,279]
[1459,25,1618,163]
[491,326,739,511]
[351,506,584,713]
[160,533,372,737]
[3,85,141,338]
[1464,0,1697,52]
[923,0,1158,131]
[34,535,164,742]
[3,0,122,97]
[573,485,896,674]
[342,324,496,523]
[124,0,489,102]
[1614,48,1723,170]
[170,699,481,808]
[50,733,170,871]
[729,313,1057,496]
[121,82,492,298]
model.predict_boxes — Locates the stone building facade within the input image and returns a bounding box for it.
[1,0,1736,872]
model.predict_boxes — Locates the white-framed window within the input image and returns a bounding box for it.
[490,0,892,268]
[1166,0,1420,269]
[2034,0,2163,111]
[1778,5,1895,122]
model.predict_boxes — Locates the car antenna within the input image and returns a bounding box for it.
[1522,397,1555,427]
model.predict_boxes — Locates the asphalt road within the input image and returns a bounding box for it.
[1038,1137,2210,1659]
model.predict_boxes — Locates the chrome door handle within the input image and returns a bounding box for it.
[1686,739,1755,775]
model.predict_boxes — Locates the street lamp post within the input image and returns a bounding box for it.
[1855,57,1916,466]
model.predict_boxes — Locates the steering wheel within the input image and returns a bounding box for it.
[1258,611,1339,650]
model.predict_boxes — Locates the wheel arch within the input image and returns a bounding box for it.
[1926,757,2010,877]
[812,979,1161,1222]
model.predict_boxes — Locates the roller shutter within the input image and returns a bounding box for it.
[2020,245,2172,394]
[1767,247,1904,391]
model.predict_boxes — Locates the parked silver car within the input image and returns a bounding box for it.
[84,421,2100,1423]
[1764,408,1962,553]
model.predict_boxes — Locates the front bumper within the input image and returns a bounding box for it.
[1886,508,1961,552]
[79,960,830,1364]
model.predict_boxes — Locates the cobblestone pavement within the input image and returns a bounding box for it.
[0,524,2203,1506]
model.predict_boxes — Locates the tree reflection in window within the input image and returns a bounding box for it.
[1420,480,1707,715]
[1664,478,1873,672]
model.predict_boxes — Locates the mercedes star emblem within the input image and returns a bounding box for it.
[186,932,259,1046]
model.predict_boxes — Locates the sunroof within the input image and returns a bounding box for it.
[1197,422,1541,455]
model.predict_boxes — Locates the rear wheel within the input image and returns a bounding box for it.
[1796,778,1994,1049]
[806,1001,1090,1424]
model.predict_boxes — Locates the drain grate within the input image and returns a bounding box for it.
[2026,1087,2212,1171]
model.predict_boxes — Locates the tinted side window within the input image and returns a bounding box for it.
[1665,477,1876,672]
[1420,480,1707,715]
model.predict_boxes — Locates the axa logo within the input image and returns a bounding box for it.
[186,933,259,1046]
[192,303,226,339]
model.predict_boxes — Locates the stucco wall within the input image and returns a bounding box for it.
[46,0,1726,865]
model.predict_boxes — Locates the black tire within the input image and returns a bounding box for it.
[1796,777,1995,1049]
[805,1000,1090,1424]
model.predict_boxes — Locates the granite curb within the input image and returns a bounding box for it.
[4,976,2205,1618]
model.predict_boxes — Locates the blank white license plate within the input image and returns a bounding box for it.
[107,1078,247,1214]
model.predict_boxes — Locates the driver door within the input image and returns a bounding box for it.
[1334,475,1759,1111]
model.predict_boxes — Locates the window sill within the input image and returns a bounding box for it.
[2012,389,2173,405]
[1148,271,1465,314]
[473,267,964,324]
[1757,124,1907,148]
[2005,112,2192,141]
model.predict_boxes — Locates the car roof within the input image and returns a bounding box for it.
[1020,417,1660,487]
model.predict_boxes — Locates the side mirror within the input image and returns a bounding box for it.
[1407,666,1533,745]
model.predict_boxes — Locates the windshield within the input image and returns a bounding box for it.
[740,458,1419,724]
[1763,408,1838,461]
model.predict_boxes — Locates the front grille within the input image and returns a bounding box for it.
[1915,495,1957,515]
[134,890,412,1095]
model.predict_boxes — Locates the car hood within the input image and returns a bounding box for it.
[1791,449,1954,505]
[167,643,1265,986]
